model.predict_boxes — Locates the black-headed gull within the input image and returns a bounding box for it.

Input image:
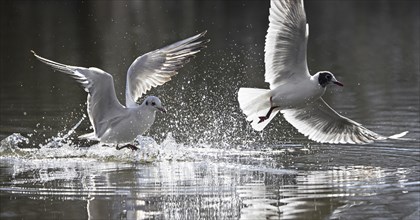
[237,0,407,144]
[32,31,208,150]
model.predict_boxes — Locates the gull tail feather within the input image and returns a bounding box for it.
[237,88,279,131]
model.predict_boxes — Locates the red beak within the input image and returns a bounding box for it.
[333,81,344,87]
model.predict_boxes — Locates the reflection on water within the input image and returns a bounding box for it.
[1,0,419,219]
[1,157,419,219]
[1,134,419,219]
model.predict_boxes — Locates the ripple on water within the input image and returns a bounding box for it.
[1,129,419,219]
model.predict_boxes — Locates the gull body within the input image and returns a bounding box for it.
[237,0,407,144]
[79,96,160,144]
[32,31,208,145]
[270,73,325,108]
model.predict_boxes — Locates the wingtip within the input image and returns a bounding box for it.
[200,30,208,36]
[196,40,210,49]
[388,131,409,139]
[30,50,41,60]
[197,39,210,48]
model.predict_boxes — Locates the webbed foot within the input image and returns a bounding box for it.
[116,144,139,151]
[258,116,269,123]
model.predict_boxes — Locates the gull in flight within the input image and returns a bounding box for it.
[32,31,209,150]
[237,0,407,144]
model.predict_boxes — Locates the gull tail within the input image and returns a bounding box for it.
[237,88,279,131]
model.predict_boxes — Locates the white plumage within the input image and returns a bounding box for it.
[237,0,407,144]
[32,31,208,145]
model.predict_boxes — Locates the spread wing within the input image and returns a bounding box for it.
[265,0,310,89]
[31,51,124,139]
[125,31,209,107]
[281,98,386,144]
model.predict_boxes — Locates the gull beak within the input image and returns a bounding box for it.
[333,80,344,87]
[157,107,167,113]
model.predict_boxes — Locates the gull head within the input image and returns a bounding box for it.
[140,96,166,113]
[316,71,343,88]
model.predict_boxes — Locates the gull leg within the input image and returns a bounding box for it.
[116,144,139,151]
[258,97,279,123]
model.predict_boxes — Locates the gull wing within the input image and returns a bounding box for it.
[265,0,311,89]
[125,31,209,108]
[32,51,124,139]
[281,98,407,144]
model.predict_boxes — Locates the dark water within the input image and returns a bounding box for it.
[1,1,419,219]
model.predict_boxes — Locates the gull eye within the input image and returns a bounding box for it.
[145,101,148,106]
[327,74,332,80]
[151,102,156,106]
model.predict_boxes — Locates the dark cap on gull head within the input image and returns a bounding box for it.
[318,71,343,88]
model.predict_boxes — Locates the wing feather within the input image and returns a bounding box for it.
[281,98,385,144]
[32,51,124,139]
[265,0,310,89]
[125,31,209,107]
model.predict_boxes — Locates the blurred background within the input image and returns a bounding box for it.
[1,0,419,146]
[1,1,419,219]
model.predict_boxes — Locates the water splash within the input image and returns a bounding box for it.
[0,129,303,170]
[40,114,86,148]
[0,133,30,156]
[0,112,304,170]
